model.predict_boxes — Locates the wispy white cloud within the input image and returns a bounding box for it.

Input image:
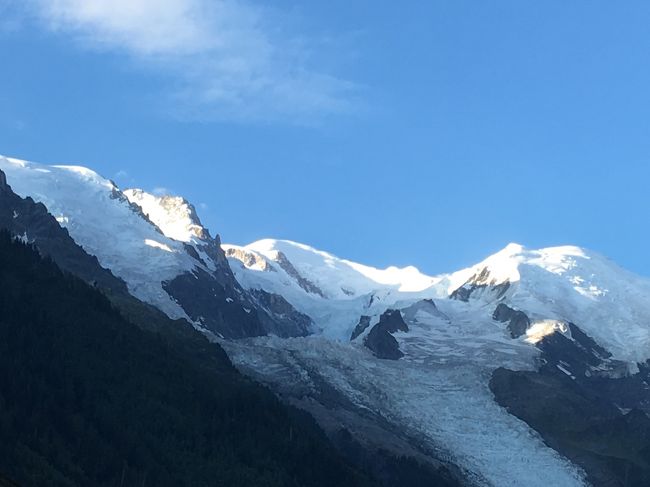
[24,0,358,121]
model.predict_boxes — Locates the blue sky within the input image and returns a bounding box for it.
[1,1,649,276]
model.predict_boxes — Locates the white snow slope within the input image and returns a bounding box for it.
[0,155,219,320]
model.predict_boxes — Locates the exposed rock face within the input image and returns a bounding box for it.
[160,195,207,239]
[492,303,531,338]
[168,247,312,338]
[123,189,209,241]
[224,246,273,271]
[351,315,372,341]
[194,233,232,277]
[163,268,266,338]
[491,367,650,487]
[183,243,207,266]
[364,310,409,360]
[123,186,306,339]
[160,243,302,338]
[490,321,650,487]
[450,267,511,302]
[248,288,312,337]
[536,322,614,378]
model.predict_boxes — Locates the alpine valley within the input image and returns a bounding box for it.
[1,154,650,487]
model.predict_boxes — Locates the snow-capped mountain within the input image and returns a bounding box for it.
[123,189,211,244]
[0,155,303,338]
[448,243,650,363]
[225,239,650,363]
[0,157,200,319]
[2,154,650,486]
[223,239,446,339]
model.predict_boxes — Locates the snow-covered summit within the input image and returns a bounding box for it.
[0,154,295,339]
[223,238,448,338]
[449,242,598,289]
[0,155,204,319]
[448,242,650,362]
[226,238,439,299]
[124,189,210,243]
[226,238,650,362]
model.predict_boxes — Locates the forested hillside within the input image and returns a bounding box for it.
[0,231,374,487]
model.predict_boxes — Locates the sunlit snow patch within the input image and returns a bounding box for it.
[144,239,174,252]
[525,320,571,344]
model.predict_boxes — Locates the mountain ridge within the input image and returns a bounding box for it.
[3,153,650,486]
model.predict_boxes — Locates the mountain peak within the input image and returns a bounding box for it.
[124,188,211,243]
[501,242,525,254]
[456,243,593,287]
[0,155,116,190]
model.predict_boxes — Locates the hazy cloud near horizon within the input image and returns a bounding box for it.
[19,0,357,121]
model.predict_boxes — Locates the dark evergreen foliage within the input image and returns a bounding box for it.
[0,231,374,487]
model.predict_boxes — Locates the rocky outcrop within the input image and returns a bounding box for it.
[364,310,409,360]
[351,315,372,341]
[450,267,511,302]
[163,268,266,339]
[195,233,232,278]
[490,321,650,486]
[183,243,208,266]
[492,303,530,338]
[160,195,207,239]
[535,322,613,377]
[249,288,312,337]
[491,366,650,487]
[164,258,312,338]
[224,246,274,271]
[123,189,210,241]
